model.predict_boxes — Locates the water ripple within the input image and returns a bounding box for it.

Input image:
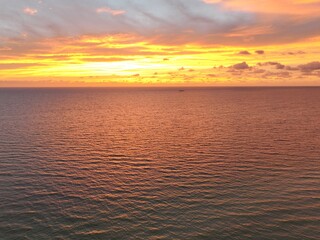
[0,88,319,239]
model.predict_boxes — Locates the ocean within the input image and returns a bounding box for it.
[0,87,319,239]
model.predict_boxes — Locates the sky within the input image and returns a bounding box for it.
[0,0,320,87]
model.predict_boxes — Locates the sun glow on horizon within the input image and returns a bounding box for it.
[0,0,320,87]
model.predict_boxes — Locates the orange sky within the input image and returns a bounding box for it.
[1,0,320,87]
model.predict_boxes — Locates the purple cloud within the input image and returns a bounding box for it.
[231,62,250,70]
[298,61,320,72]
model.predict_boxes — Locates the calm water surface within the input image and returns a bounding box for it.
[0,87,319,239]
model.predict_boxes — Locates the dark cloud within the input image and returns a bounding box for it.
[259,61,285,69]
[298,61,320,72]
[286,51,306,55]
[252,68,266,74]
[231,62,250,70]
[207,74,217,77]
[285,66,299,71]
[255,50,265,55]
[238,50,251,55]
[262,71,291,78]
[275,63,285,69]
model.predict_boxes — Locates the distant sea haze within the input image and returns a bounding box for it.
[0,87,319,240]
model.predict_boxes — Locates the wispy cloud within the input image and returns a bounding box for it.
[96,7,125,16]
[0,0,317,46]
[23,7,38,15]
[203,0,320,15]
